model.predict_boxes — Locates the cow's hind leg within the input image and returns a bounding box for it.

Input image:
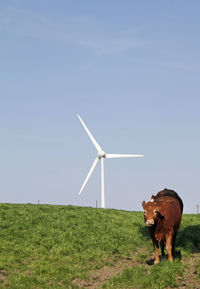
[172,231,177,258]
[166,233,173,262]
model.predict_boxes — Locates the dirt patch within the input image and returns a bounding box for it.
[0,269,7,283]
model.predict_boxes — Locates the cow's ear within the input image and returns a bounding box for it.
[151,195,156,202]
[142,201,146,208]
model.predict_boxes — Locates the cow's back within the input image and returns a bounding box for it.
[155,196,182,229]
[155,188,183,213]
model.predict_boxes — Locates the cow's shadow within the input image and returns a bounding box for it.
[146,255,169,265]
[176,225,200,253]
[137,223,200,265]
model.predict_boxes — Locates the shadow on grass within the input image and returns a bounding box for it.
[146,255,168,265]
[176,225,200,253]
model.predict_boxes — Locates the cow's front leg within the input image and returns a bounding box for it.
[153,240,159,264]
[166,233,173,262]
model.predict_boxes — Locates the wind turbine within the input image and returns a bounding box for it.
[77,115,144,208]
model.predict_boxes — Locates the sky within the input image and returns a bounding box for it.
[1,0,200,213]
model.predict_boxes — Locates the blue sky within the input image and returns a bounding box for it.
[1,0,200,213]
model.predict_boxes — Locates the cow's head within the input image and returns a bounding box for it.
[142,201,164,227]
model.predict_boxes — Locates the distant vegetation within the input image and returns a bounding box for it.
[0,204,199,288]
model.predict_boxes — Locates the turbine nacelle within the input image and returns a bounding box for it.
[98,150,106,159]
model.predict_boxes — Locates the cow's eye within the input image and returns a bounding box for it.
[144,210,147,214]
[153,210,157,214]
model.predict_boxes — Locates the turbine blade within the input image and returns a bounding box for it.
[77,115,102,152]
[106,153,144,158]
[78,157,99,195]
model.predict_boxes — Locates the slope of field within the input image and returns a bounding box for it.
[0,204,199,289]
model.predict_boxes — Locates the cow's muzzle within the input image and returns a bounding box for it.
[146,219,154,226]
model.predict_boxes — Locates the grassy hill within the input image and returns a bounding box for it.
[0,204,199,289]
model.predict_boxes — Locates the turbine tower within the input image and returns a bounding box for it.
[77,115,144,208]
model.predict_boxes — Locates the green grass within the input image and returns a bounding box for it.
[0,204,146,288]
[0,203,199,289]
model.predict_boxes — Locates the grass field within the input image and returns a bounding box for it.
[0,204,199,289]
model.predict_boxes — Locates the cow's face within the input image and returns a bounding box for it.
[142,201,159,226]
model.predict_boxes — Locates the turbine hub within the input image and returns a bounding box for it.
[98,150,106,158]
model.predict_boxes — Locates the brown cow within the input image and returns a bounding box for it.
[142,196,182,264]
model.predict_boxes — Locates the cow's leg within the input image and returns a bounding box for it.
[160,241,165,257]
[166,233,173,262]
[148,228,159,264]
[153,240,159,264]
[172,231,177,258]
